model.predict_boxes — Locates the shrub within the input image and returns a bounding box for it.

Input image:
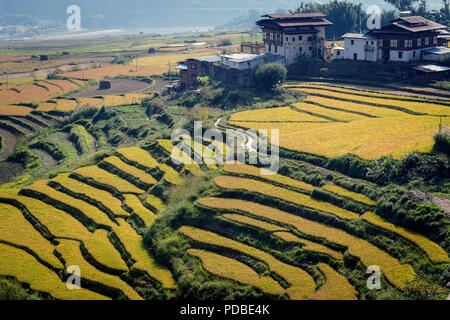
[217,39,232,46]
[434,131,450,155]
[252,63,287,91]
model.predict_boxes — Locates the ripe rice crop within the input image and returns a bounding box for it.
[292,84,450,106]
[293,102,368,122]
[44,80,80,93]
[159,140,202,175]
[102,95,126,107]
[83,230,129,273]
[187,249,285,296]
[304,95,410,118]
[78,97,104,108]
[51,173,130,217]
[179,226,316,300]
[23,180,115,228]
[292,87,450,116]
[0,83,49,104]
[310,263,357,300]
[273,232,343,260]
[113,219,177,289]
[0,189,92,241]
[122,93,152,105]
[116,147,158,170]
[42,99,78,112]
[197,197,415,289]
[228,121,326,137]
[362,212,449,263]
[103,156,157,186]
[214,176,359,220]
[223,163,315,192]
[383,265,416,290]
[0,243,109,300]
[323,183,376,206]
[56,239,143,300]
[278,116,445,160]
[145,195,166,213]
[222,213,288,232]
[74,166,145,194]
[123,194,155,226]
[0,202,63,269]
[229,107,330,123]
[159,164,183,185]
[0,105,34,116]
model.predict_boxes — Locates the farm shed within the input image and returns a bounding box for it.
[413,64,450,83]
[422,47,450,62]
[220,53,264,70]
[333,46,345,60]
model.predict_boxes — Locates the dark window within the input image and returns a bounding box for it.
[308,36,312,41]
[413,51,416,58]
[351,40,354,45]
[286,37,288,41]
[191,63,197,70]
[299,47,303,51]
[337,50,340,56]
[293,37,295,41]
[308,46,312,51]
[371,41,374,45]
[275,46,278,53]
[268,44,271,52]
[298,36,303,41]
[353,53,357,60]
[398,52,403,59]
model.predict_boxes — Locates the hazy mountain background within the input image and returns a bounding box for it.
[0,0,445,33]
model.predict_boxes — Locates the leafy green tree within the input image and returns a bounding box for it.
[384,0,419,10]
[252,63,287,90]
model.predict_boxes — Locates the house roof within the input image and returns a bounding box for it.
[414,64,450,72]
[221,53,263,63]
[257,18,333,29]
[186,55,220,63]
[262,13,326,19]
[422,47,450,55]
[342,33,377,39]
[391,16,446,32]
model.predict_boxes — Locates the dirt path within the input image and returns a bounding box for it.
[408,190,450,218]
[0,129,19,160]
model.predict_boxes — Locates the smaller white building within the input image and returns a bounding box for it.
[342,33,381,62]
[220,53,264,70]
[422,47,450,62]
[333,46,345,60]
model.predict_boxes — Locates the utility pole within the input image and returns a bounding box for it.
[135,56,138,73]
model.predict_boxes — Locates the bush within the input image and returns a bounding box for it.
[252,63,287,91]
[434,131,450,155]
[217,39,232,46]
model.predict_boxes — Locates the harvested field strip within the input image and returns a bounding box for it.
[102,95,126,107]
[145,195,166,213]
[292,88,450,116]
[50,173,129,218]
[45,99,78,112]
[113,219,176,289]
[229,107,331,123]
[323,183,376,206]
[21,180,116,228]
[83,230,129,273]
[56,239,143,300]
[0,105,34,116]
[273,232,343,260]
[73,166,145,194]
[102,156,157,186]
[187,249,285,296]
[0,202,63,269]
[278,116,444,160]
[78,97,104,108]
[223,163,315,193]
[7,117,37,132]
[362,212,449,263]
[179,226,316,300]
[0,189,92,240]
[0,121,25,136]
[293,102,369,122]
[310,263,357,300]
[305,95,411,118]
[214,176,359,221]
[116,147,158,169]
[0,243,109,300]
[222,213,288,232]
[197,198,415,289]
[124,194,155,227]
[291,84,450,106]
[159,164,183,185]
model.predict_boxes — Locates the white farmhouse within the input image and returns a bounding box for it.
[341,33,381,61]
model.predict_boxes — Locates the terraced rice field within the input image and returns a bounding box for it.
[229,84,450,159]
[0,142,181,299]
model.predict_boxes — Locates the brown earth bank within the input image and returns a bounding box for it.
[0,161,24,184]
[408,190,450,217]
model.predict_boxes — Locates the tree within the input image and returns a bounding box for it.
[252,63,287,90]
[383,0,419,11]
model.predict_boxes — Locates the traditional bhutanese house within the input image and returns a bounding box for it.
[368,16,447,62]
[177,55,220,89]
[256,13,333,65]
[437,29,450,47]
[341,33,382,61]
[413,64,450,83]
